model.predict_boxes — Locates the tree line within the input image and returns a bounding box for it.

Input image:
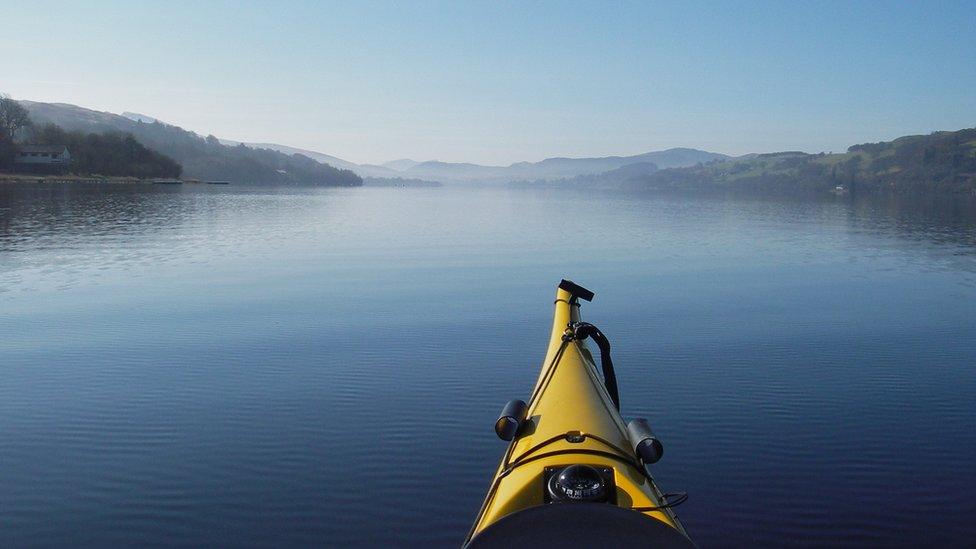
[629,128,976,196]
[0,94,31,171]
[0,95,182,178]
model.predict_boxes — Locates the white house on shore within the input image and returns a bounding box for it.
[14,145,72,173]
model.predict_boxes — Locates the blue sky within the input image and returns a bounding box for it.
[2,0,974,165]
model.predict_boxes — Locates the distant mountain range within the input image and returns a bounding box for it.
[391,148,728,184]
[380,159,421,171]
[19,100,727,185]
[12,99,974,195]
[224,139,725,183]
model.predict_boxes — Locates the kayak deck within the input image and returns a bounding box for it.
[466,283,689,545]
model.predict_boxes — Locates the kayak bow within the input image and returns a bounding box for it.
[464,280,694,548]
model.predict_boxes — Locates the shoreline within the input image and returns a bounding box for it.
[0,174,224,185]
[1,174,159,184]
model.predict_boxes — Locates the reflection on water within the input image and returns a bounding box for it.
[2,183,975,546]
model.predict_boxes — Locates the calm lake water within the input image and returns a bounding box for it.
[2,183,975,547]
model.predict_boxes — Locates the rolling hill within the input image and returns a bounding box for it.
[18,100,730,186]
[20,101,362,186]
[393,148,727,183]
[628,128,976,195]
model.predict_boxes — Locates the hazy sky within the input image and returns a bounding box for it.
[2,1,975,165]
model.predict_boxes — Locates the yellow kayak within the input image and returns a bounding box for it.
[464,280,694,548]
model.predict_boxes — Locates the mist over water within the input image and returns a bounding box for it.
[2,183,975,546]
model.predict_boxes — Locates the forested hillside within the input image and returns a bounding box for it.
[30,124,182,178]
[631,128,976,195]
[21,101,361,186]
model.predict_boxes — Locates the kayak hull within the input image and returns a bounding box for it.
[466,284,689,545]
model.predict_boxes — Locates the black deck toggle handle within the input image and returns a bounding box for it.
[559,279,595,302]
